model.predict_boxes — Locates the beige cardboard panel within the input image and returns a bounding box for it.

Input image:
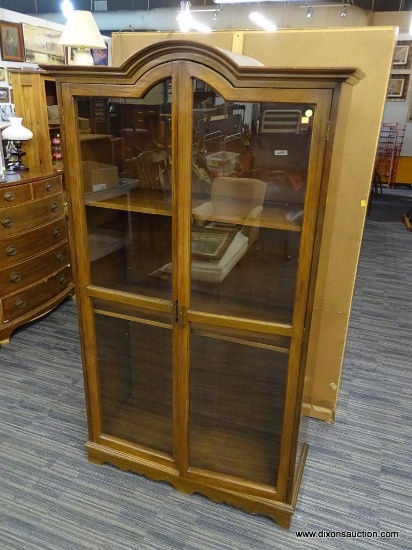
[311,235,330,311]
[112,31,235,67]
[313,235,362,314]
[372,11,411,30]
[319,83,354,243]
[337,153,377,197]
[305,308,349,422]
[111,28,397,420]
[321,153,374,243]
[242,28,396,70]
[343,88,390,157]
[322,189,367,247]
[328,154,376,240]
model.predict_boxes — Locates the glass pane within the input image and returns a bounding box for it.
[189,323,290,487]
[93,299,173,456]
[191,80,314,324]
[78,79,173,299]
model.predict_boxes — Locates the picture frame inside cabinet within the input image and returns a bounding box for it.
[191,226,238,261]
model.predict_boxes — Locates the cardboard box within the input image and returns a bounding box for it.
[206,151,239,168]
[82,161,119,194]
[206,151,239,177]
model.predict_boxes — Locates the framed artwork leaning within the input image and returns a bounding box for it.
[0,21,24,62]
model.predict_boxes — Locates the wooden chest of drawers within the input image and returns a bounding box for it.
[0,171,75,345]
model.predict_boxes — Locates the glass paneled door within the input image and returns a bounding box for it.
[188,78,325,490]
[77,78,176,458]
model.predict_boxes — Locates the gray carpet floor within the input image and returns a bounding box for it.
[0,188,411,549]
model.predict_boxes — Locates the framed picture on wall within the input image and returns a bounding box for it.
[393,44,410,66]
[0,21,25,62]
[0,87,10,103]
[91,47,108,66]
[0,103,14,121]
[387,74,409,100]
[22,23,64,65]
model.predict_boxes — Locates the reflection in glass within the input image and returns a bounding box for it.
[78,79,174,299]
[190,323,290,486]
[94,301,173,456]
[191,79,315,324]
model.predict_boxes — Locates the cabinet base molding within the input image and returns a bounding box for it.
[86,441,308,529]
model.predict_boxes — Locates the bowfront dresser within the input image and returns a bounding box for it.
[0,170,74,345]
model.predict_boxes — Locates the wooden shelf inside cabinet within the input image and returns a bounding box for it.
[85,188,302,231]
[85,188,171,216]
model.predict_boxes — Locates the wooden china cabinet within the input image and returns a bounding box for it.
[48,41,362,528]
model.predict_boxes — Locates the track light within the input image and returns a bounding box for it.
[60,0,73,18]
[177,1,212,33]
[299,2,353,16]
[249,11,277,32]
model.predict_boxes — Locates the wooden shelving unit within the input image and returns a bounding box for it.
[9,70,58,173]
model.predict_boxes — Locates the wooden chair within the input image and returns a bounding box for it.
[137,149,171,193]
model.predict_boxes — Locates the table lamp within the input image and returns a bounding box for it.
[59,10,106,66]
[2,117,33,171]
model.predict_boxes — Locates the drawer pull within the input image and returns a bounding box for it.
[56,251,65,262]
[6,245,17,256]
[4,192,15,202]
[10,272,22,283]
[46,183,54,192]
[15,299,27,310]
[58,275,67,285]
[53,227,61,238]
[51,202,58,212]
[2,217,13,228]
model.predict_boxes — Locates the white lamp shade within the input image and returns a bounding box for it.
[59,10,106,49]
[2,117,33,141]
